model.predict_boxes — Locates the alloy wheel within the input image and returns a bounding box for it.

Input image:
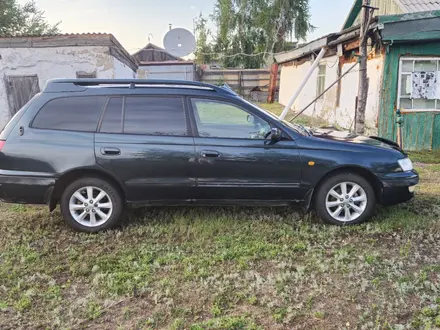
[325,182,368,222]
[69,186,113,227]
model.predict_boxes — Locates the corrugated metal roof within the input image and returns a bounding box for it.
[396,0,440,12]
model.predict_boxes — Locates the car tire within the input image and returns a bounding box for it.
[315,173,376,225]
[60,177,124,232]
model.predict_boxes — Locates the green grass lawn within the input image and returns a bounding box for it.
[0,105,439,329]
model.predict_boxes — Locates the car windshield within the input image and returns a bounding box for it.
[241,98,311,136]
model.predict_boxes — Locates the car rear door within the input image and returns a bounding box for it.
[188,97,303,202]
[95,95,196,203]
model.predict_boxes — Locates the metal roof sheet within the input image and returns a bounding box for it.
[396,0,440,12]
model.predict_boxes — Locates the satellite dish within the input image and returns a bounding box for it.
[163,28,196,57]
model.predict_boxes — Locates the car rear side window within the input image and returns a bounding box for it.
[100,97,123,133]
[32,96,106,132]
[124,96,187,136]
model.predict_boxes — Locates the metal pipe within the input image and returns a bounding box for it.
[279,47,327,120]
[290,61,359,122]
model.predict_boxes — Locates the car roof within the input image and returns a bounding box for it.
[43,79,239,99]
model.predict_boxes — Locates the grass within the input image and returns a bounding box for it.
[0,162,439,329]
[0,104,439,329]
[408,150,440,164]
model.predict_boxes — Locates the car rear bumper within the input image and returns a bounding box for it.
[377,170,419,206]
[0,171,55,204]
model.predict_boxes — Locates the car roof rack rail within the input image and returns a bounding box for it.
[44,79,237,95]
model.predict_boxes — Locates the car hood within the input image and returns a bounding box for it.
[311,128,404,152]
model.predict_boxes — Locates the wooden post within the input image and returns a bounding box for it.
[267,63,279,103]
[238,71,243,97]
[355,0,371,134]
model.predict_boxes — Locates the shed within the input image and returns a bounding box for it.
[133,43,195,81]
[0,33,138,129]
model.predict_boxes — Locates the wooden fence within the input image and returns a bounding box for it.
[198,68,280,102]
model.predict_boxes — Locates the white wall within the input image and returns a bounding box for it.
[136,64,195,80]
[113,57,136,79]
[0,46,135,128]
[279,55,384,135]
[336,57,384,134]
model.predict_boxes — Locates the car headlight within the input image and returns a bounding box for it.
[398,158,414,172]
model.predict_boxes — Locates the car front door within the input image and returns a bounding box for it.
[189,97,303,202]
[95,95,196,203]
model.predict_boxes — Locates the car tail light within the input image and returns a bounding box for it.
[0,140,5,151]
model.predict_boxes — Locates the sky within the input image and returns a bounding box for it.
[24,0,354,54]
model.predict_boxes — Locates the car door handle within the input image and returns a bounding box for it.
[201,150,220,158]
[101,147,121,156]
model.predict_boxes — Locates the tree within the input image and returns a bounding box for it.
[194,13,215,65]
[212,0,313,68]
[0,0,60,36]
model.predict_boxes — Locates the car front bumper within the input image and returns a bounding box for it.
[377,170,419,206]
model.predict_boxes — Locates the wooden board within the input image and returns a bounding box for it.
[4,75,40,116]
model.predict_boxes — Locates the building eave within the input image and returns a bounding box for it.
[379,11,440,42]
[0,33,139,72]
[274,34,338,64]
[342,0,363,30]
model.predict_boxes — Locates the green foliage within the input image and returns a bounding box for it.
[211,0,313,68]
[410,305,440,329]
[0,0,60,36]
[14,295,31,311]
[194,13,215,65]
[86,301,103,320]
[190,315,263,330]
[272,307,287,322]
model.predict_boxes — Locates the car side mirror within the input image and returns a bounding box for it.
[270,128,282,141]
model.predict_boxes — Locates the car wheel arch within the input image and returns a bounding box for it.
[48,167,126,211]
[309,166,383,210]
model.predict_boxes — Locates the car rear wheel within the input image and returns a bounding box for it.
[315,173,376,225]
[60,177,124,232]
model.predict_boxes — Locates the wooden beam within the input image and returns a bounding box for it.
[267,63,279,103]
[344,40,360,51]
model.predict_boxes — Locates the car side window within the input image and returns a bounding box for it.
[100,97,123,133]
[32,96,106,132]
[123,96,187,136]
[191,99,271,139]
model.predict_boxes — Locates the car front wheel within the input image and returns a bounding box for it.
[60,177,124,232]
[315,173,376,225]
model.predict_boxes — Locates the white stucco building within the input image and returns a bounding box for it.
[276,33,384,135]
[0,33,138,129]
